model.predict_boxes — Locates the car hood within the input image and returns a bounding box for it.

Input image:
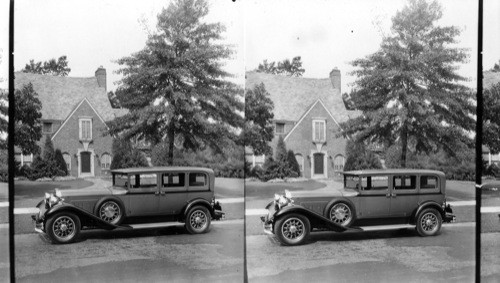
[289,186,358,200]
[56,185,126,197]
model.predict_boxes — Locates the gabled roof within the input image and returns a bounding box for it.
[245,71,360,123]
[484,71,500,89]
[14,72,126,121]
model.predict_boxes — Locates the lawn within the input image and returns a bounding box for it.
[14,179,95,199]
[245,179,326,199]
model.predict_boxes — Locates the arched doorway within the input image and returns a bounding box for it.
[312,152,326,178]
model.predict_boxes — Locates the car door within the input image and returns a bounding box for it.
[158,172,188,215]
[357,175,391,218]
[126,173,160,216]
[389,175,419,217]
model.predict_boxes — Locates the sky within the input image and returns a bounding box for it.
[0,0,498,92]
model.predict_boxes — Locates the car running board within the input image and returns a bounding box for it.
[120,222,184,230]
[353,224,415,231]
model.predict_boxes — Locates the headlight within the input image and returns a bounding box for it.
[55,189,62,198]
[285,190,292,199]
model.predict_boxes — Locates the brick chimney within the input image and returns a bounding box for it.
[95,66,106,92]
[329,67,341,92]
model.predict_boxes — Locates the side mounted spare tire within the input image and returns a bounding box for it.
[46,212,81,244]
[96,198,125,226]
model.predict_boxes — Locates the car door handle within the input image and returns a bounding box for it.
[386,193,391,198]
[155,191,160,196]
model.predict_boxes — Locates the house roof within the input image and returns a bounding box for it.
[483,71,500,89]
[245,71,360,122]
[14,72,126,121]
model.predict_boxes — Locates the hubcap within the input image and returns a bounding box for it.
[53,216,76,240]
[282,218,304,240]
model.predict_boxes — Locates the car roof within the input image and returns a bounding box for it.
[342,169,445,177]
[111,166,214,174]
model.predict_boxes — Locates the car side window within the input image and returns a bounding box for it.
[162,173,186,192]
[421,176,438,190]
[361,176,388,191]
[188,173,208,190]
[393,175,416,190]
[129,174,158,193]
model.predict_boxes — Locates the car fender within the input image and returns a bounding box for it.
[182,198,214,219]
[323,198,357,219]
[46,202,118,230]
[93,196,126,218]
[411,201,444,224]
[274,205,354,232]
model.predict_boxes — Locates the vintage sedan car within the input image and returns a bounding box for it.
[32,167,224,244]
[261,169,455,245]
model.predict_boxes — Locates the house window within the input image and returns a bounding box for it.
[79,118,92,140]
[334,155,345,172]
[43,122,52,133]
[101,153,111,169]
[312,120,326,142]
[63,153,71,171]
[295,154,304,173]
[275,122,285,134]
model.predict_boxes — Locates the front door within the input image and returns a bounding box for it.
[357,175,391,217]
[158,172,187,215]
[127,174,160,215]
[81,152,91,173]
[313,153,324,175]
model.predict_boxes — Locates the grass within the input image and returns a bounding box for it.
[14,179,94,199]
[245,180,326,199]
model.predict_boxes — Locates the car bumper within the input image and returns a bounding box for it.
[214,209,225,220]
[261,214,274,235]
[32,200,47,233]
[443,213,456,223]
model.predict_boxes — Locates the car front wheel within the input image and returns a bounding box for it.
[274,213,310,246]
[416,208,442,236]
[185,206,211,234]
[46,212,81,244]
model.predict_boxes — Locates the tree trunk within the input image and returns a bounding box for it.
[167,124,175,166]
[400,125,408,168]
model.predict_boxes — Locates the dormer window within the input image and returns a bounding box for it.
[79,118,92,140]
[43,122,52,134]
[312,120,326,142]
[275,122,285,134]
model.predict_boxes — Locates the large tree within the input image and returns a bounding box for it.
[341,0,474,167]
[244,83,274,155]
[107,0,244,165]
[0,90,7,150]
[22,55,71,76]
[483,82,500,153]
[14,83,43,155]
[257,56,305,77]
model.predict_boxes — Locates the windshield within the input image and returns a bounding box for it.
[344,175,359,189]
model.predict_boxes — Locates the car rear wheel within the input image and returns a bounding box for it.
[416,208,442,236]
[98,200,124,225]
[328,202,354,227]
[274,213,310,246]
[46,212,81,244]
[185,206,211,234]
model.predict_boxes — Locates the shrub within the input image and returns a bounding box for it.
[54,149,68,176]
[287,150,301,177]
[344,140,382,171]
[111,138,149,169]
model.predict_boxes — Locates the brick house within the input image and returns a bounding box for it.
[245,69,360,179]
[14,67,126,177]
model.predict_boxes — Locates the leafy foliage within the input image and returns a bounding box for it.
[257,137,298,181]
[244,83,274,155]
[54,149,68,176]
[151,141,244,178]
[483,82,500,154]
[0,149,7,182]
[14,83,43,155]
[287,150,301,177]
[22,55,71,76]
[107,91,121,108]
[0,90,7,149]
[257,56,305,77]
[343,140,382,171]
[19,136,68,180]
[341,0,474,167]
[491,60,500,72]
[110,138,149,169]
[107,0,244,165]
